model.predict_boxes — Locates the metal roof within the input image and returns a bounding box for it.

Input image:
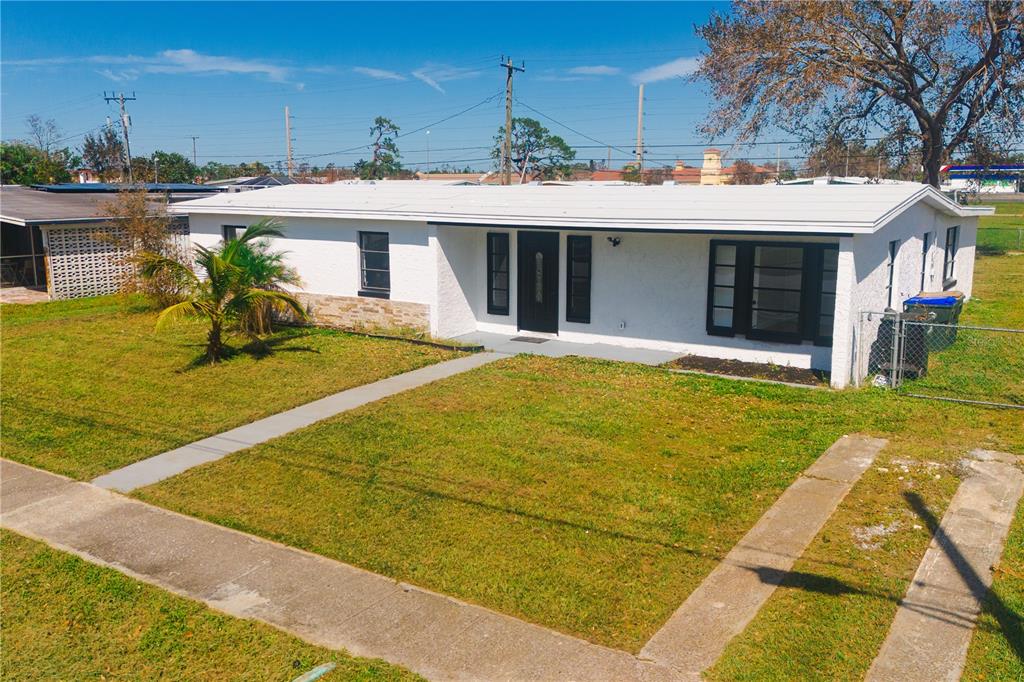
[168,182,992,235]
[0,185,182,226]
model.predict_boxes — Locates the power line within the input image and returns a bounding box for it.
[292,92,503,162]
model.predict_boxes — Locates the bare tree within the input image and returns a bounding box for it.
[694,1,1024,187]
[26,115,61,157]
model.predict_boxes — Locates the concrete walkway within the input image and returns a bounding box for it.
[453,331,684,366]
[92,352,502,493]
[866,449,1024,682]
[2,459,678,682]
[640,434,888,675]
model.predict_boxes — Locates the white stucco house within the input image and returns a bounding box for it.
[170,183,991,388]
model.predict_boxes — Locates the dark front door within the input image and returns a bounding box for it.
[517,231,559,333]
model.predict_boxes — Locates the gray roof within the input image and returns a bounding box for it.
[0,185,188,226]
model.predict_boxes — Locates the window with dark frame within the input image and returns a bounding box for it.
[221,225,243,241]
[486,232,509,315]
[707,240,838,347]
[920,232,932,292]
[358,231,390,297]
[566,235,592,323]
[943,225,959,287]
[886,239,900,308]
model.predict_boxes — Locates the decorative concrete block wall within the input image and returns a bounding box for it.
[296,292,430,332]
[43,222,191,300]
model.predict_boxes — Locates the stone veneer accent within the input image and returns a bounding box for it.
[296,292,430,332]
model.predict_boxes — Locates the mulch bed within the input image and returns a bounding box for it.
[664,354,830,386]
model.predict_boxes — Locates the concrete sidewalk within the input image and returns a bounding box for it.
[92,352,502,493]
[866,449,1024,682]
[640,434,887,675]
[2,459,679,682]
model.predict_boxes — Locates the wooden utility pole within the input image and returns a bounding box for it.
[190,136,199,166]
[104,91,137,182]
[284,106,294,178]
[635,83,645,173]
[499,56,525,185]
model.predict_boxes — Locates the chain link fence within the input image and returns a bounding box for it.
[978,226,1024,256]
[857,311,1024,409]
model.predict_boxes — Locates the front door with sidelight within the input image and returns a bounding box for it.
[517,231,559,333]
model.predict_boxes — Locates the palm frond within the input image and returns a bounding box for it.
[226,288,308,322]
[238,218,286,244]
[154,300,207,331]
[138,252,199,287]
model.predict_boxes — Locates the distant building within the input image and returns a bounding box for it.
[591,148,774,185]
[940,165,1024,194]
[415,171,499,184]
[72,168,99,184]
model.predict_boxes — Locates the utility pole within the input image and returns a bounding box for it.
[499,56,525,185]
[426,130,431,173]
[104,91,137,182]
[845,142,851,178]
[776,143,781,176]
[284,106,294,178]
[607,145,612,169]
[190,136,199,166]
[635,83,645,174]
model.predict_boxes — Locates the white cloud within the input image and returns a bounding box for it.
[149,49,290,82]
[631,56,700,85]
[4,50,296,84]
[353,66,406,81]
[411,63,483,93]
[568,65,621,76]
[96,68,140,82]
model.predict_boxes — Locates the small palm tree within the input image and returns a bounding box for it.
[140,219,307,362]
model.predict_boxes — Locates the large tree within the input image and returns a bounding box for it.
[491,117,576,182]
[354,116,402,180]
[82,127,125,181]
[694,1,1024,187]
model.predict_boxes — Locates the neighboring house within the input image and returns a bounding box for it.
[214,175,316,192]
[0,184,208,299]
[72,168,100,184]
[592,149,775,185]
[415,171,500,184]
[940,164,1024,194]
[170,183,990,388]
[781,176,921,186]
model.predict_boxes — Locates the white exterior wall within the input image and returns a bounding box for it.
[186,214,437,310]
[439,226,837,370]
[833,203,979,388]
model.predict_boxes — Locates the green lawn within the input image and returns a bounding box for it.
[136,355,1023,655]
[0,530,417,681]
[0,295,458,479]
[976,201,1023,254]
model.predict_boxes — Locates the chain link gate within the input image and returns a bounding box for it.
[856,311,1024,409]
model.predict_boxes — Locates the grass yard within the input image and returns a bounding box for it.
[0,530,417,681]
[136,349,1023,653]
[0,295,458,479]
[976,201,1023,254]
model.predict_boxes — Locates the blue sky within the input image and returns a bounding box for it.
[0,1,767,171]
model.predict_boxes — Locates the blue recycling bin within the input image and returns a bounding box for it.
[904,291,964,350]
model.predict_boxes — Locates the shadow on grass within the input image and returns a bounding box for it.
[178,329,321,371]
[904,491,1024,662]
